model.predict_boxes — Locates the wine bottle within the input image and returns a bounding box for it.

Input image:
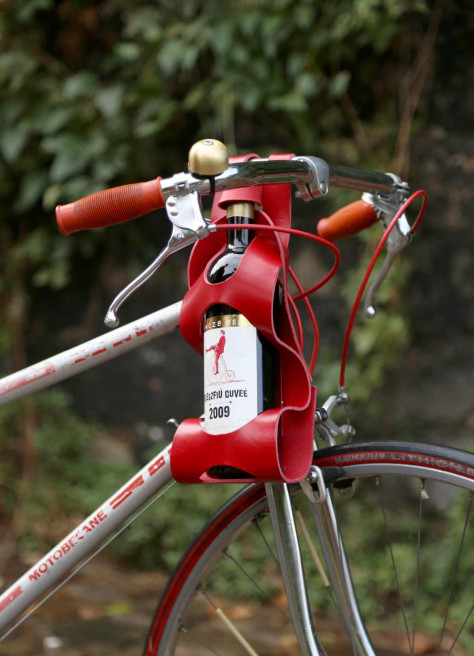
[202,202,278,440]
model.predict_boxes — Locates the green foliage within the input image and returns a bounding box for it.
[0,0,433,572]
[331,479,473,647]
[0,390,136,551]
[341,243,411,403]
[112,467,238,570]
[0,0,429,218]
[0,391,237,566]
[315,230,412,411]
[0,0,429,347]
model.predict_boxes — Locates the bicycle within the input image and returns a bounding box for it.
[0,139,472,656]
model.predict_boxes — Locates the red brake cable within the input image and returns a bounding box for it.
[214,223,340,375]
[338,189,428,388]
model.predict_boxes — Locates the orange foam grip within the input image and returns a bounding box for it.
[56,177,165,235]
[317,200,377,242]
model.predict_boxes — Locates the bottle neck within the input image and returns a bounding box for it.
[226,202,255,253]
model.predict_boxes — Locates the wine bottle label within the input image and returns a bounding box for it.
[202,313,258,435]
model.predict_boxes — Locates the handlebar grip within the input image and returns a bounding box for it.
[317,200,377,242]
[56,178,165,235]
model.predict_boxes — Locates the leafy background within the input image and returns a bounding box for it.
[0,0,472,615]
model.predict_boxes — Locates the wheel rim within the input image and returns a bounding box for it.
[149,444,473,656]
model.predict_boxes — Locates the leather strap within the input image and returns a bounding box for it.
[171,153,315,484]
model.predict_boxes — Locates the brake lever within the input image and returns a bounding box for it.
[361,191,411,319]
[104,191,212,328]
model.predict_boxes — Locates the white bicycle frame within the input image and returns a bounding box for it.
[0,298,377,656]
[0,303,181,635]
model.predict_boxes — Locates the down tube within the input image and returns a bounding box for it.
[0,443,174,634]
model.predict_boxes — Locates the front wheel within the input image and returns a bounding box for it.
[146,442,474,656]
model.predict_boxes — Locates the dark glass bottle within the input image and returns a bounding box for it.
[203,202,278,447]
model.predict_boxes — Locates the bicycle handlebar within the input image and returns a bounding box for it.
[53,140,418,329]
[55,155,407,236]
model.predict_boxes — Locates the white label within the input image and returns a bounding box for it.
[202,314,258,435]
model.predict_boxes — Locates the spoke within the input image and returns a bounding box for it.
[445,604,473,656]
[253,517,279,566]
[199,587,261,656]
[224,549,290,621]
[411,480,426,652]
[295,509,330,588]
[377,477,413,654]
[436,493,472,656]
[179,625,223,656]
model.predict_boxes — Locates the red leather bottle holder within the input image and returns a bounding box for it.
[170,155,316,484]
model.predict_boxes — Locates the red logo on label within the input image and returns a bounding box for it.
[206,330,226,375]
[205,330,238,383]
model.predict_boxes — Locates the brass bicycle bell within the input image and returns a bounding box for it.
[188,139,229,177]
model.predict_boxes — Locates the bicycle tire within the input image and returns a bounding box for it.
[145,441,474,656]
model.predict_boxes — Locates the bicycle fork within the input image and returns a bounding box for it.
[266,483,325,656]
[266,477,376,656]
